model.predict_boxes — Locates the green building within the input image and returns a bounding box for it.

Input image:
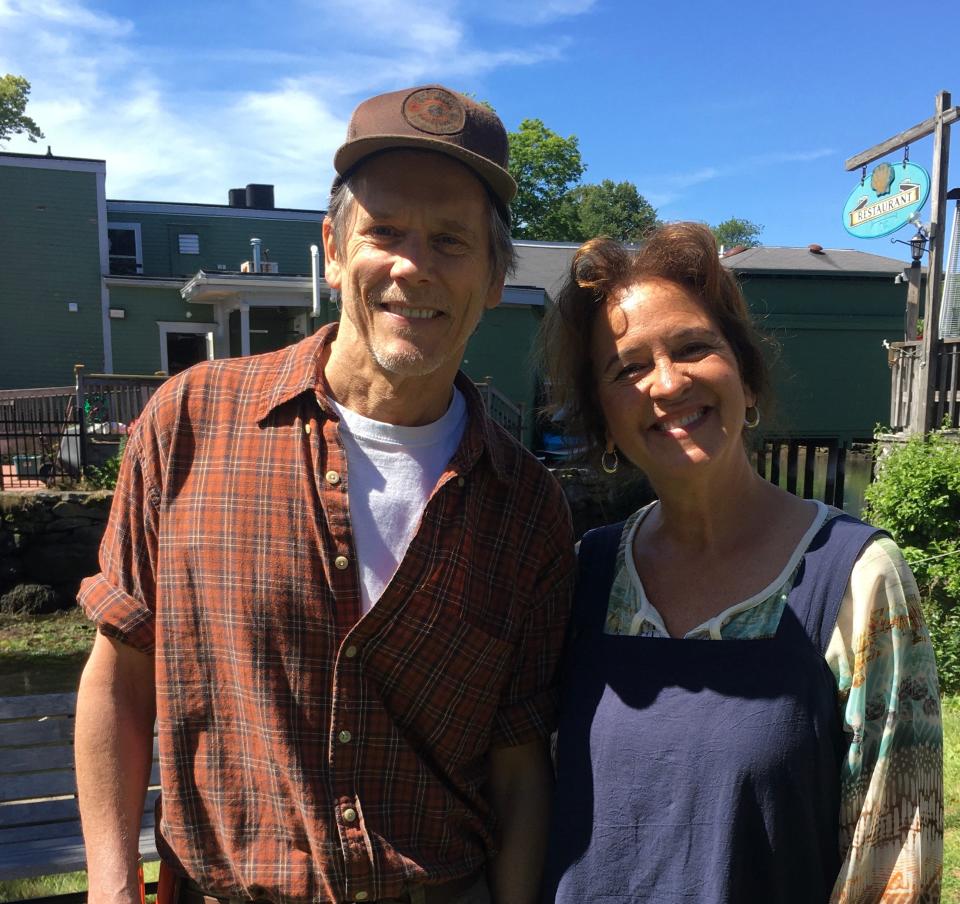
[724,245,908,443]
[0,151,913,449]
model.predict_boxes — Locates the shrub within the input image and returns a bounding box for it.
[864,431,960,693]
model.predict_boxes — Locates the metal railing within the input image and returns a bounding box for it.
[0,371,168,491]
[887,338,960,432]
[0,387,76,490]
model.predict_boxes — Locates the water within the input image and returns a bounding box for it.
[762,447,874,517]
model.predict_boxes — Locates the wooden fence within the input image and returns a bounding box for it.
[888,337,960,431]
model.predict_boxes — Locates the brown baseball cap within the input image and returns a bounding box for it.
[333,85,517,206]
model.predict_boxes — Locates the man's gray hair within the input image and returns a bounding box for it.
[327,175,517,282]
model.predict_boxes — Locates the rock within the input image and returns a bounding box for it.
[0,583,59,615]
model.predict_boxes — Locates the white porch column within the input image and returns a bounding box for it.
[213,304,230,358]
[239,303,251,357]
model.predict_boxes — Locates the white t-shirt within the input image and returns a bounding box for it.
[327,389,468,613]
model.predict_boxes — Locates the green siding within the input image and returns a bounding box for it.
[463,304,542,447]
[115,211,322,278]
[0,166,104,388]
[107,286,211,374]
[738,274,904,442]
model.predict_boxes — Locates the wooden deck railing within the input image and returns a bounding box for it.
[887,338,960,432]
[475,380,524,442]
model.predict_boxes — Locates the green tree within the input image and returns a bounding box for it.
[0,75,43,145]
[508,118,585,240]
[566,179,660,243]
[711,217,763,250]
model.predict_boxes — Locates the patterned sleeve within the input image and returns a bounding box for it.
[825,536,943,903]
[77,425,160,653]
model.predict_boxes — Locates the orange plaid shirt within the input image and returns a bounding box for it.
[79,325,575,903]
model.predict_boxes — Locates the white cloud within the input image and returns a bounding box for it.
[645,150,835,210]
[0,0,131,35]
[0,0,590,206]
[747,148,835,165]
[471,0,598,25]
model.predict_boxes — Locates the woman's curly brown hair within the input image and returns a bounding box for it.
[539,221,772,454]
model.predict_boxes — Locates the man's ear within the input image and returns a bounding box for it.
[322,217,342,290]
[484,274,504,311]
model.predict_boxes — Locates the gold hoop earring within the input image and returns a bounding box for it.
[744,405,761,429]
[601,448,619,474]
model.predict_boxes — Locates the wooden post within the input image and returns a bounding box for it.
[845,90,958,436]
[915,90,952,433]
[905,262,922,339]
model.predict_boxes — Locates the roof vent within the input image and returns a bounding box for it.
[808,243,825,254]
[228,188,247,208]
[245,184,275,210]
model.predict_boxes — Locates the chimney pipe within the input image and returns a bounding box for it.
[251,238,262,274]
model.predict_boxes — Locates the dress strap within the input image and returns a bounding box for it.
[782,513,887,654]
[572,521,626,632]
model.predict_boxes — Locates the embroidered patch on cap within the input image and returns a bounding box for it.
[402,87,466,135]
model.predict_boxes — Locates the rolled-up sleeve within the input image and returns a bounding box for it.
[78,427,159,653]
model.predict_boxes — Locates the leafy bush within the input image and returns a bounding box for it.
[864,431,960,693]
[79,433,130,491]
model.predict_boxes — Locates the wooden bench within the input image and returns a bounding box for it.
[0,692,159,900]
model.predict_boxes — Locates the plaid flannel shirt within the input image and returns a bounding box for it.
[79,325,575,904]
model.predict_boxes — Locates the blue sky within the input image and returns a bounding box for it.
[2,0,959,260]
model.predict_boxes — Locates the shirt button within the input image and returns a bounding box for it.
[354,893,368,902]
[338,730,352,744]
[334,555,349,570]
[344,645,358,658]
[343,807,357,822]
[457,476,465,487]
[304,422,311,435]
[325,470,340,485]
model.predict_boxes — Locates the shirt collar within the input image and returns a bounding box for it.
[253,322,510,482]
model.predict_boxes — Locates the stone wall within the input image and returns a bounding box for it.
[0,491,111,612]
[0,469,655,613]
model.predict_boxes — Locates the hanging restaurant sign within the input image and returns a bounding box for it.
[842,161,930,238]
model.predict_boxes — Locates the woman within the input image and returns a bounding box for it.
[539,223,942,903]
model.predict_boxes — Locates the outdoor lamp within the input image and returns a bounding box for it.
[910,229,927,263]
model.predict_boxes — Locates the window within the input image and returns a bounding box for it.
[108,223,143,275]
[178,233,200,254]
[158,321,216,375]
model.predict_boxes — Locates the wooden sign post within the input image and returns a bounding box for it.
[845,90,959,434]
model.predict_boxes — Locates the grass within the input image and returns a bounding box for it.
[0,609,94,696]
[0,611,956,900]
[945,695,960,903]
[0,863,160,904]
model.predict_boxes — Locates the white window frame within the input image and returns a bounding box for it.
[157,321,216,375]
[107,222,143,275]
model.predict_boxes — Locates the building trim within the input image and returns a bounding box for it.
[502,286,546,307]
[0,154,106,174]
[105,277,187,290]
[96,169,113,373]
[107,200,324,222]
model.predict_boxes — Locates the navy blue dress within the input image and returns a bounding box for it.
[542,514,881,903]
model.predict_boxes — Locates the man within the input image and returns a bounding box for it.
[75,85,575,904]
